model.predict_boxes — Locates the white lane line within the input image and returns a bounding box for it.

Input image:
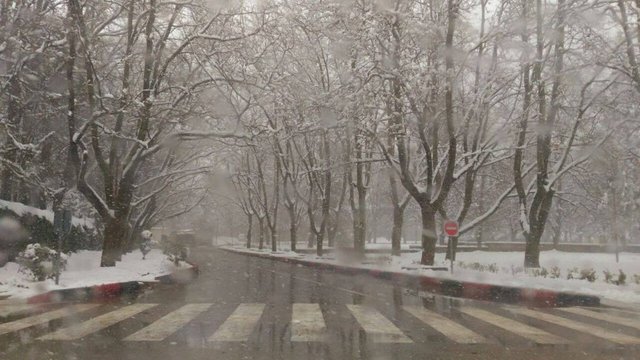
[459,307,567,345]
[0,305,36,318]
[38,303,157,340]
[509,307,640,345]
[291,303,326,342]
[0,304,99,336]
[124,303,211,341]
[404,306,486,344]
[558,307,640,331]
[208,303,265,342]
[346,305,412,343]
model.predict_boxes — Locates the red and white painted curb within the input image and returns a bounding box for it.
[221,247,600,308]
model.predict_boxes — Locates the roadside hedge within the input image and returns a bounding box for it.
[0,207,101,262]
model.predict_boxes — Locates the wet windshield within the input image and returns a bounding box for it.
[1,0,640,359]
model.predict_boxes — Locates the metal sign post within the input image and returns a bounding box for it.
[448,236,454,274]
[443,220,459,274]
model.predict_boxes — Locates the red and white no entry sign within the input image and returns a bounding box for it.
[444,220,459,237]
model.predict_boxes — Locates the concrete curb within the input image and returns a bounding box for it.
[221,247,600,308]
[25,262,199,304]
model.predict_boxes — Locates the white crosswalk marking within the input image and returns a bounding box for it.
[459,307,567,344]
[38,303,157,341]
[404,306,486,344]
[0,304,36,318]
[558,307,640,331]
[208,303,265,342]
[291,303,326,342]
[347,305,412,343]
[509,307,640,345]
[124,303,211,341]
[0,304,99,336]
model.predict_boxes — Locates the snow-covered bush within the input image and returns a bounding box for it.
[0,216,27,266]
[549,266,561,279]
[567,267,579,280]
[604,269,627,285]
[162,239,189,266]
[579,268,597,282]
[16,243,67,281]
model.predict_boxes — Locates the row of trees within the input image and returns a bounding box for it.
[216,0,640,267]
[2,0,640,267]
[0,0,259,265]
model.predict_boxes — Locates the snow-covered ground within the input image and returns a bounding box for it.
[0,249,185,299]
[223,245,640,305]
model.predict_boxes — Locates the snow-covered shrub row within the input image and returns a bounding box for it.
[455,261,499,273]
[457,261,633,286]
[16,243,67,281]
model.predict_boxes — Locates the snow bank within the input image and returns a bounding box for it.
[0,249,185,299]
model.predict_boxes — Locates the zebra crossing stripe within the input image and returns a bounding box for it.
[38,303,156,341]
[404,306,486,344]
[509,307,640,345]
[558,307,640,331]
[0,305,36,318]
[291,303,326,342]
[347,305,412,343]
[208,303,265,342]
[459,307,567,344]
[0,304,99,336]
[124,303,211,341]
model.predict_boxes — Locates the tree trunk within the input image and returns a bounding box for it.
[476,177,486,248]
[391,206,403,256]
[258,219,264,250]
[356,187,366,250]
[552,207,562,249]
[524,232,541,268]
[271,225,277,252]
[246,214,253,248]
[327,217,337,248]
[0,168,13,201]
[101,217,126,267]
[353,216,363,254]
[316,231,323,257]
[0,76,22,201]
[290,222,297,252]
[420,204,437,265]
[288,207,297,252]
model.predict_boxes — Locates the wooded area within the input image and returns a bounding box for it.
[1,0,639,267]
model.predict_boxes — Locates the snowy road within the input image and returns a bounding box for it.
[1,246,639,359]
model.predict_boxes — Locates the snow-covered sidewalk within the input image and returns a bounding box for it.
[0,249,189,299]
[222,245,640,305]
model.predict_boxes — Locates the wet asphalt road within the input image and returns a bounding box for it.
[2,245,640,360]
